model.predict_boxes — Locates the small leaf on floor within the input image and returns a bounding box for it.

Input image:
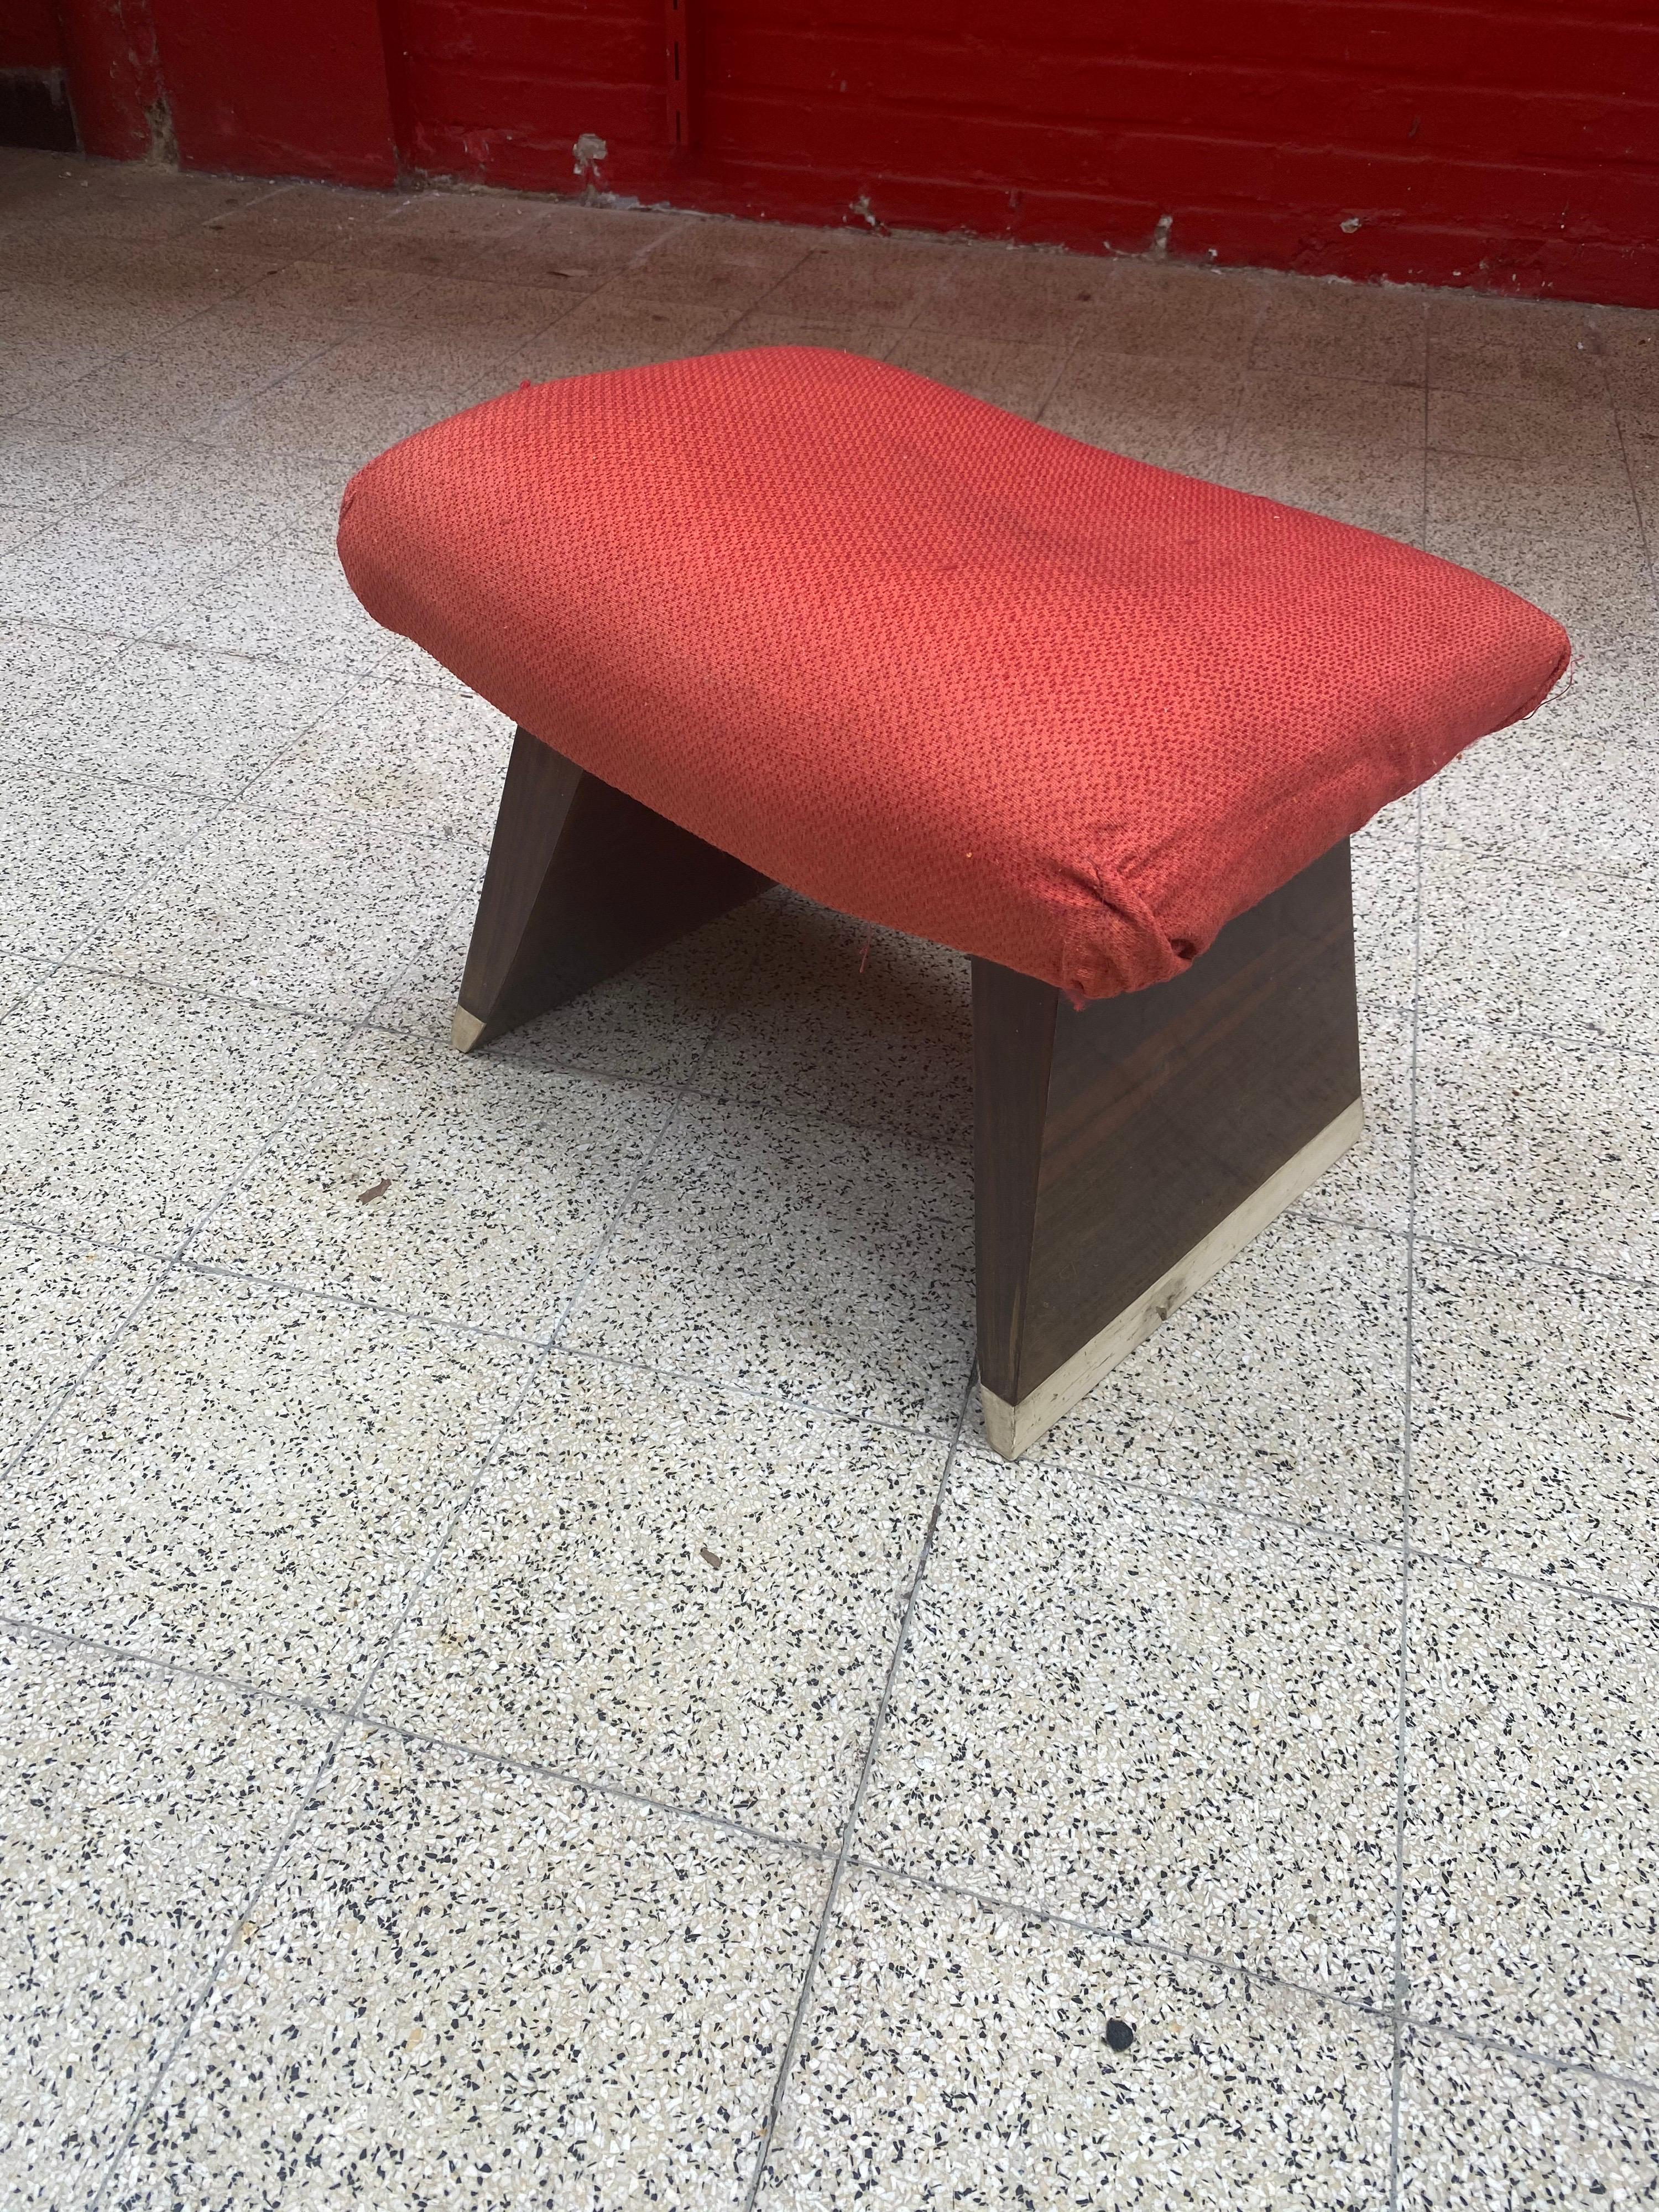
[357,1177,392,1202]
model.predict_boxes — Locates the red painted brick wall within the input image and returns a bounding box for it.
[385,0,1659,306]
[1,0,66,67]
[147,0,399,184]
[50,0,1659,306]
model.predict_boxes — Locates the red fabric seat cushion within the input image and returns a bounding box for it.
[338,346,1568,1000]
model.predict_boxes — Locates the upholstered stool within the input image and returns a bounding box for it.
[338,346,1567,1457]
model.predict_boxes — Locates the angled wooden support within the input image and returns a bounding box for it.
[453,726,770,1052]
[973,839,1363,1459]
[457,735,1361,1462]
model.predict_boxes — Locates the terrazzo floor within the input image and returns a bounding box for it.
[2,146,1657,2209]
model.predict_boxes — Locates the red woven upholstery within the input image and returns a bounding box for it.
[338,347,1568,1000]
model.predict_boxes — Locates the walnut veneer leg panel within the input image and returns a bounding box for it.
[454,726,771,1052]
[974,838,1364,1460]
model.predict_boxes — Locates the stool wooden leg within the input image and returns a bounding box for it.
[973,839,1363,1460]
[453,727,770,1051]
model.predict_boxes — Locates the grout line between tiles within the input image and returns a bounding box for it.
[842,1851,1659,2107]
[14,1513,1659,2162]
[349,1713,840,1865]
[17,1197,1659,1609]
[0,1601,838,1869]
[740,1364,977,2209]
[87,1001,731,2182]
[1610,389,1659,613]
[1386,723,1428,2209]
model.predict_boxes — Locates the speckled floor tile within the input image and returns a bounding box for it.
[1291,1000,1416,1239]
[755,239,958,328]
[85,799,483,1021]
[197,178,404,260]
[1426,293,1601,401]
[0,1627,332,2207]
[224,255,456,340]
[0,1223,156,1464]
[1014,1214,1407,1540]
[1039,352,1242,474]
[0,331,114,412]
[709,311,897,360]
[90,441,350,554]
[18,315,327,442]
[1403,1554,1659,2078]
[598,217,814,314]
[103,1726,827,2211]
[883,327,1070,416]
[367,886,769,1086]
[0,968,335,1251]
[1428,387,1623,465]
[0,948,53,1020]
[911,248,1105,343]
[493,295,738,383]
[1351,801,1421,1007]
[1412,1020,1659,1279]
[1077,260,1270,363]
[564,1092,974,1429]
[193,1027,670,1335]
[445,199,686,289]
[1231,368,1426,456]
[759,1871,1393,2209]
[1,1270,535,1697]
[1412,1246,1659,1603]
[858,1458,1402,1999]
[0,769,194,961]
[1218,442,1424,540]
[371,1355,947,1844]
[0,426,161,514]
[1417,849,1659,1051]
[197,352,482,464]
[1519,625,1659,747]
[192,542,398,665]
[1425,446,1642,545]
[1248,278,1428,385]
[243,676,513,839]
[0,621,116,754]
[1396,2030,1659,2209]
[1421,728,1659,880]
[696,891,972,1146]
[32,644,356,796]
[309,187,538,273]
[1424,523,1655,651]
[1598,306,1659,410]
[1,522,250,643]
[1,233,273,316]
[15,163,268,244]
